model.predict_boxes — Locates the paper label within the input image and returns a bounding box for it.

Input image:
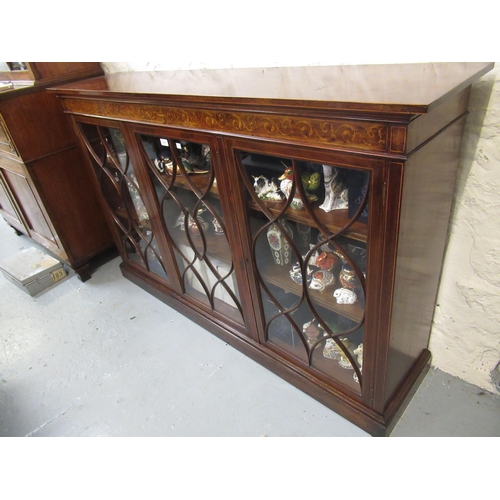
[50,268,67,283]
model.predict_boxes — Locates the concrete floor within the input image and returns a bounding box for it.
[1,218,499,437]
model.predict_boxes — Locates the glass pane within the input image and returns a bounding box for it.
[237,150,369,393]
[138,133,244,326]
[77,123,168,280]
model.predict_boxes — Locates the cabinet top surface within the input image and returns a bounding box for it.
[50,62,494,115]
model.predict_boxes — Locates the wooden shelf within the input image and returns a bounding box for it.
[259,260,365,323]
[172,225,232,265]
[164,170,220,198]
[249,199,368,242]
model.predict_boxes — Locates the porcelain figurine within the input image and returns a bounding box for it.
[252,175,284,201]
[322,335,353,369]
[174,212,187,231]
[353,343,363,371]
[309,270,335,292]
[278,166,318,209]
[202,144,211,165]
[278,167,293,199]
[188,215,209,235]
[154,156,175,175]
[126,174,148,223]
[302,319,322,347]
[339,264,361,290]
[267,219,293,266]
[319,165,349,212]
[303,171,321,192]
[278,168,302,209]
[289,197,305,210]
[289,262,314,286]
[333,287,358,305]
[316,235,350,268]
[181,143,209,173]
[303,245,319,267]
[212,217,224,235]
[352,343,363,383]
[289,263,304,284]
[315,251,341,271]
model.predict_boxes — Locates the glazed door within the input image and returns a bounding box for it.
[227,139,384,396]
[75,120,171,282]
[130,127,247,330]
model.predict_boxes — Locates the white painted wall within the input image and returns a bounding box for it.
[102,61,500,393]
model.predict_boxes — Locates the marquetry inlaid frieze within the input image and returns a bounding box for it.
[64,98,408,154]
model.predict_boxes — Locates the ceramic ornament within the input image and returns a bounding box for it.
[154,156,175,174]
[339,264,361,290]
[353,343,363,371]
[315,251,341,271]
[212,217,224,235]
[309,270,335,292]
[296,223,311,252]
[302,319,322,347]
[333,287,358,304]
[278,166,318,210]
[267,219,293,266]
[319,165,349,212]
[188,215,209,235]
[252,175,284,201]
[322,335,353,369]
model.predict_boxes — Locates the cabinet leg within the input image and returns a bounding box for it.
[9,225,23,236]
[75,263,91,282]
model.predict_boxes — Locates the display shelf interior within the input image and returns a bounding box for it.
[248,198,368,242]
[269,336,362,394]
[258,260,365,323]
[171,225,233,265]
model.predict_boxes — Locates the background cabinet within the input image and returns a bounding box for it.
[52,63,493,434]
[0,63,114,280]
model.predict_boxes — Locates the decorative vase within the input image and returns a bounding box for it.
[296,223,311,252]
[267,219,294,266]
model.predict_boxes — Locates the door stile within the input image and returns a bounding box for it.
[215,136,264,343]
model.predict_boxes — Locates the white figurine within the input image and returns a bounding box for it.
[322,335,353,369]
[333,287,358,304]
[353,343,363,370]
[252,175,283,201]
[319,165,349,212]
